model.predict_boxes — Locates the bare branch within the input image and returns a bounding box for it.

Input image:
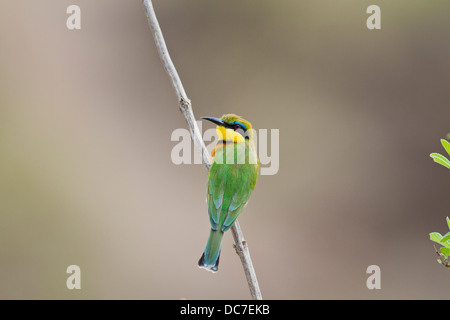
[142,0,210,170]
[142,0,262,300]
[231,220,263,299]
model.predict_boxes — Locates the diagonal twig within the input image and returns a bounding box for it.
[142,0,262,300]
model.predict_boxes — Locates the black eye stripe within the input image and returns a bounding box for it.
[231,121,247,131]
[226,121,250,140]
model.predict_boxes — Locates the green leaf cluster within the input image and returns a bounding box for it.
[430,139,450,170]
[430,217,450,265]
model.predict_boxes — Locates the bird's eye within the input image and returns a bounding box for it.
[234,124,241,130]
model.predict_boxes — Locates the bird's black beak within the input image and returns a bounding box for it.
[201,117,227,127]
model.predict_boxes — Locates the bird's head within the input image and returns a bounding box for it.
[201,114,254,143]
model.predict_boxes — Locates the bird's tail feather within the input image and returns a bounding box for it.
[198,229,223,273]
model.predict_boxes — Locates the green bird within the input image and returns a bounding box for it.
[198,114,259,272]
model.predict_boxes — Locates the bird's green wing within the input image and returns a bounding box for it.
[207,144,258,232]
[207,159,224,230]
[221,163,257,232]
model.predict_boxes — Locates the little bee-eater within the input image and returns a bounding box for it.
[198,114,259,272]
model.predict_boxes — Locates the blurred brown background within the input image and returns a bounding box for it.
[0,0,449,299]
